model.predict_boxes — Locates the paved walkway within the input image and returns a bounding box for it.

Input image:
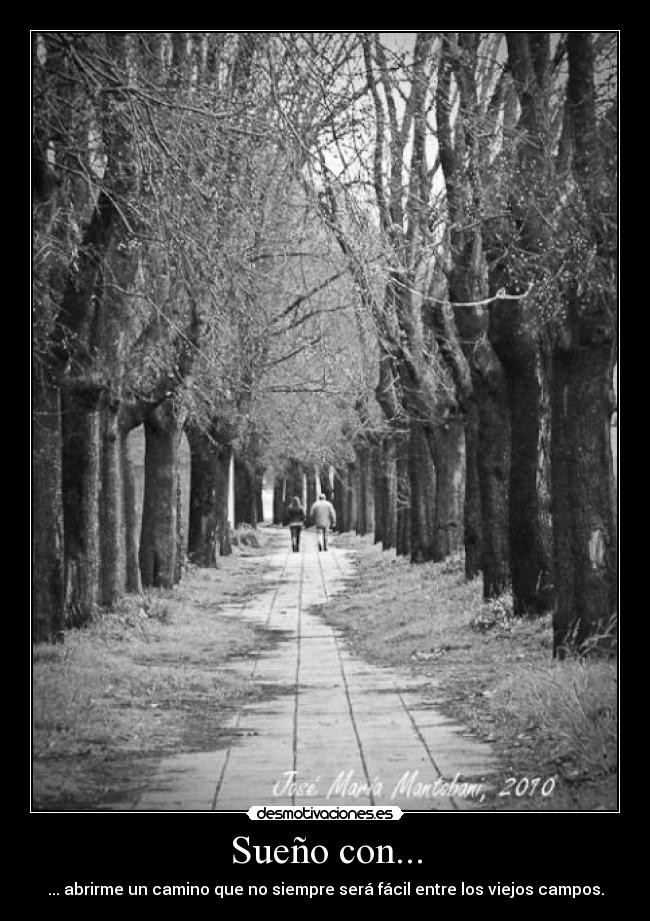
[113,528,497,811]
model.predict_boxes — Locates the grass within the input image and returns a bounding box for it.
[321,533,618,811]
[32,531,281,811]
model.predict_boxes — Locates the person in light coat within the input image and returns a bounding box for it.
[310,493,337,551]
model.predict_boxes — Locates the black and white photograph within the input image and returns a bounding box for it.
[32,31,618,826]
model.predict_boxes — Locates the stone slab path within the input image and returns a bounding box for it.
[112,528,497,811]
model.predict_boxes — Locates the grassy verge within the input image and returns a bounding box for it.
[322,534,617,811]
[32,532,283,811]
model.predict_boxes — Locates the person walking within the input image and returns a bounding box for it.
[284,496,306,553]
[310,493,337,551]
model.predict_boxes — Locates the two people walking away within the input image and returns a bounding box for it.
[283,492,336,553]
[310,493,336,552]
[284,496,305,552]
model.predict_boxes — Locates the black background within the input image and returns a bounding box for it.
[28,811,620,904]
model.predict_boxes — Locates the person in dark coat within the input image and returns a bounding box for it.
[285,496,306,552]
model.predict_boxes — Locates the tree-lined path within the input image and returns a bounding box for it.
[112,529,496,811]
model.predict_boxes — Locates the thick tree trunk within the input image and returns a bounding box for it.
[234,456,258,527]
[476,371,511,599]
[355,445,375,537]
[408,422,436,563]
[120,428,142,593]
[139,401,184,589]
[427,417,465,562]
[32,377,65,642]
[187,428,233,565]
[551,315,617,657]
[463,400,482,579]
[490,299,553,614]
[61,383,102,625]
[99,395,125,607]
[507,354,553,613]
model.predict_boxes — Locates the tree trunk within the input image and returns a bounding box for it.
[174,466,184,584]
[408,422,436,563]
[139,401,184,589]
[463,400,482,579]
[333,467,347,531]
[120,428,142,593]
[346,461,359,532]
[306,465,318,510]
[255,470,265,524]
[490,300,553,614]
[373,444,386,545]
[32,377,65,642]
[273,474,286,525]
[99,395,125,607]
[187,428,218,566]
[380,438,397,550]
[234,456,258,527]
[355,445,375,536]
[476,369,511,599]
[285,459,304,508]
[551,311,617,657]
[427,417,465,562]
[320,464,334,501]
[187,428,233,565]
[395,449,411,557]
[507,352,553,613]
[61,383,102,625]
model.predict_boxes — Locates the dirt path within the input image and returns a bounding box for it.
[111,528,497,811]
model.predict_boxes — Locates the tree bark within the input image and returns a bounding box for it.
[285,459,304,508]
[120,428,142,593]
[463,400,482,578]
[408,422,436,563]
[174,466,184,584]
[395,449,411,557]
[490,299,553,613]
[306,465,318,510]
[187,427,233,565]
[99,395,125,607]
[61,383,103,625]
[32,377,65,642]
[255,470,265,523]
[355,444,375,537]
[333,467,347,531]
[549,33,618,656]
[475,361,512,598]
[273,474,286,524]
[234,456,259,527]
[346,461,359,532]
[551,304,617,656]
[380,438,398,550]
[426,417,465,561]
[373,444,386,545]
[320,464,334,501]
[139,401,184,589]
